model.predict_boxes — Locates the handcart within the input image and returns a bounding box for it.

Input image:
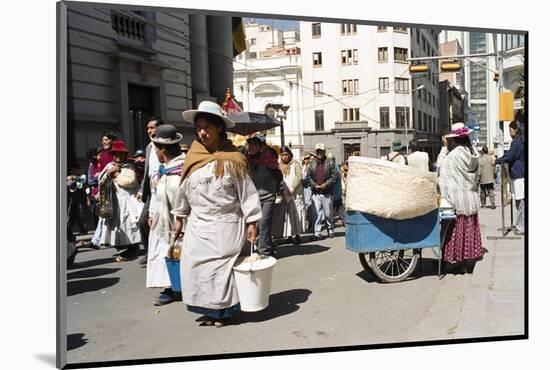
[345,208,456,283]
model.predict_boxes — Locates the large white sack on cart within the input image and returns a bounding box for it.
[345,156,438,220]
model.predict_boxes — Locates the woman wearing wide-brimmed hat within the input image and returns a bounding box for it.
[172,101,262,327]
[145,125,185,305]
[439,123,483,273]
[97,140,143,261]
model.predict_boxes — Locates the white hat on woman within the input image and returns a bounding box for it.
[182,101,235,129]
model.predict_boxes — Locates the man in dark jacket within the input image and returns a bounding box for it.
[496,120,525,235]
[247,134,283,257]
[137,116,164,264]
[307,143,338,240]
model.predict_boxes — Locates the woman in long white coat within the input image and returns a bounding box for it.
[172,101,262,327]
[97,140,143,261]
[145,125,186,305]
[273,147,304,244]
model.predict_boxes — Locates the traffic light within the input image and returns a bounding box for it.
[409,64,429,73]
[440,59,461,72]
[493,72,500,82]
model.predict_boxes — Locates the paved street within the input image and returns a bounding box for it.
[66,194,524,365]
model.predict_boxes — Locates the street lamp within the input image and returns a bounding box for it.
[265,103,290,149]
[407,84,425,154]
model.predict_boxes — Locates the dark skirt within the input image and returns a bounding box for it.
[443,214,483,263]
[187,303,241,320]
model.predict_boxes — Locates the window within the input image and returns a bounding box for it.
[312,23,321,37]
[314,81,323,96]
[380,107,390,128]
[342,80,349,95]
[378,47,388,62]
[343,108,361,122]
[379,77,389,92]
[378,26,387,32]
[395,78,409,93]
[428,92,432,105]
[422,89,427,102]
[417,87,422,98]
[416,29,420,43]
[315,110,324,131]
[423,113,428,131]
[313,52,322,66]
[394,26,408,33]
[470,63,487,99]
[395,106,410,128]
[250,38,256,45]
[417,110,422,130]
[249,51,257,59]
[341,49,358,65]
[341,24,356,35]
[343,79,358,95]
[394,47,408,62]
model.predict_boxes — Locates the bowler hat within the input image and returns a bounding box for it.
[392,139,404,151]
[151,124,183,145]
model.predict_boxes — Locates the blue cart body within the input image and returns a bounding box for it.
[345,209,441,253]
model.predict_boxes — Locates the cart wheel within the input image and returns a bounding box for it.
[358,253,372,271]
[368,249,419,283]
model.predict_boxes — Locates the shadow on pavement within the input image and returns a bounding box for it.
[355,268,378,283]
[67,268,121,281]
[67,277,120,296]
[231,289,312,325]
[69,257,116,270]
[67,333,88,351]
[275,244,330,259]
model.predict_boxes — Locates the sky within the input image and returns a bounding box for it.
[243,17,299,31]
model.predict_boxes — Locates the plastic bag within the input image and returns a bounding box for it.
[98,177,117,219]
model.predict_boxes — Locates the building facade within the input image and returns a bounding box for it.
[299,22,440,164]
[233,21,303,156]
[65,3,234,165]
[439,31,525,150]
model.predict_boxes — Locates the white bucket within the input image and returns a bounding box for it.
[233,255,277,312]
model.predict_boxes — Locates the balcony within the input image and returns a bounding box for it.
[111,12,146,42]
[333,121,371,131]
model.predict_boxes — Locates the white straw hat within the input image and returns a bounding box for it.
[182,101,235,129]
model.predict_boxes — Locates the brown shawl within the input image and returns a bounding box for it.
[279,159,296,177]
[180,139,250,182]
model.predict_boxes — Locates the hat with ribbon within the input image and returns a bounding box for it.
[182,101,235,129]
[151,124,183,145]
[445,122,473,138]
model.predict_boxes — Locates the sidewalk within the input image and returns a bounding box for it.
[456,191,525,337]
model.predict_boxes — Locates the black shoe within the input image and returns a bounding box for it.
[293,235,301,245]
[329,233,334,239]
[312,235,323,241]
[138,255,148,265]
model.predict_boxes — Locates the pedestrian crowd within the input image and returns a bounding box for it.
[68,99,525,327]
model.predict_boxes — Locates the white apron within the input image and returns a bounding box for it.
[172,161,262,310]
